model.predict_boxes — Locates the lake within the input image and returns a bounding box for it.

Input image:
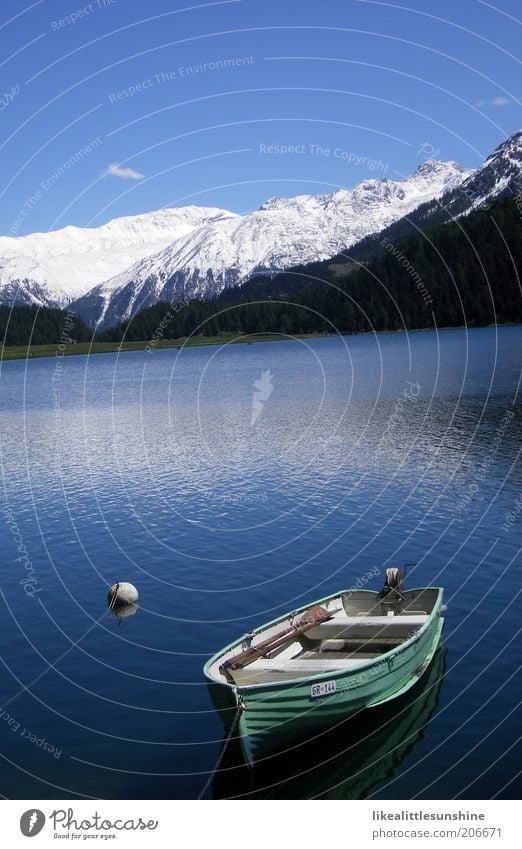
[0,326,520,799]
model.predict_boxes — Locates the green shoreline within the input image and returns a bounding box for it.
[0,332,322,361]
[2,324,516,362]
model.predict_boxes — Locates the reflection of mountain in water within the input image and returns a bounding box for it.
[212,645,446,800]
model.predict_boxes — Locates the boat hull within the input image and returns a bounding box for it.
[212,644,446,799]
[239,615,443,764]
[205,586,444,765]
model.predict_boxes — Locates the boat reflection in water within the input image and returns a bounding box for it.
[211,644,446,799]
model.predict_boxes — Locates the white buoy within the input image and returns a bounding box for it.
[108,582,139,609]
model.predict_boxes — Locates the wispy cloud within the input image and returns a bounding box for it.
[476,96,515,107]
[103,162,145,180]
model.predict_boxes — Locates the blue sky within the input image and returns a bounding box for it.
[0,0,520,235]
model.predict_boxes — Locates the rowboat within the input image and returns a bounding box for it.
[204,569,444,765]
[212,644,446,799]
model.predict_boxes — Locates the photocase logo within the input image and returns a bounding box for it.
[251,369,274,425]
[20,810,46,837]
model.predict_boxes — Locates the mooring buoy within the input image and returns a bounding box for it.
[107,582,139,610]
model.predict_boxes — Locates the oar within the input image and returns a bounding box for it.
[221,605,338,672]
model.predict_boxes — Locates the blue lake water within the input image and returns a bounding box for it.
[0,326,520,799]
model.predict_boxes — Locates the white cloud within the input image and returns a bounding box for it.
[476,96,514,107]
[104,162,145,180]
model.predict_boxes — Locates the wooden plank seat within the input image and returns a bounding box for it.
[228,656,370,686]
[305,614,428,641]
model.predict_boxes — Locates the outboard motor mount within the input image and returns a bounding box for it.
[381,567,404,599]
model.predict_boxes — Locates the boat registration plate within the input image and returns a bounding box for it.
[310,680,337,698]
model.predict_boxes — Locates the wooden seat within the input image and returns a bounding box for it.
[228,656,369,686]
[306,614,428,640]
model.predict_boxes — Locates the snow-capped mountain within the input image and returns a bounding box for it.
[2,130,520,330]
[0,206,233,307]
[70,160,471,328]
[405,129,522,231]
[443,128,522,216]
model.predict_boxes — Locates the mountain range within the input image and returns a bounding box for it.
[1,130,520,330]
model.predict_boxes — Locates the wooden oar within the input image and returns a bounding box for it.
[221,605,336,672]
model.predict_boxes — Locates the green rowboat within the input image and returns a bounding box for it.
[212,644,446,799]
[204,570,445,765]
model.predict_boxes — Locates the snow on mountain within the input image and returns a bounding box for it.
[4,130,521,330]
[0,205,233,307]
[70,160,472,328]
[384,130,522,239]
[451,128,522,215]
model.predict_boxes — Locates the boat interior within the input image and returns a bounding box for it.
[210,588,440,687]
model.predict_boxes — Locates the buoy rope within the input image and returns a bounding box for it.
[198,701,243,800]
[0,607,112,716]
[108,582,120,611]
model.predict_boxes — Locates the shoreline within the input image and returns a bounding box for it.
[1,323,518,363]
[0,332,322,362]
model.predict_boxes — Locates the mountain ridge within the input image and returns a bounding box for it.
[1,130,520,329]
[0,205,232,306]
[69,158,471,327]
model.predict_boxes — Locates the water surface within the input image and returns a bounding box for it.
[0,326,520,799]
